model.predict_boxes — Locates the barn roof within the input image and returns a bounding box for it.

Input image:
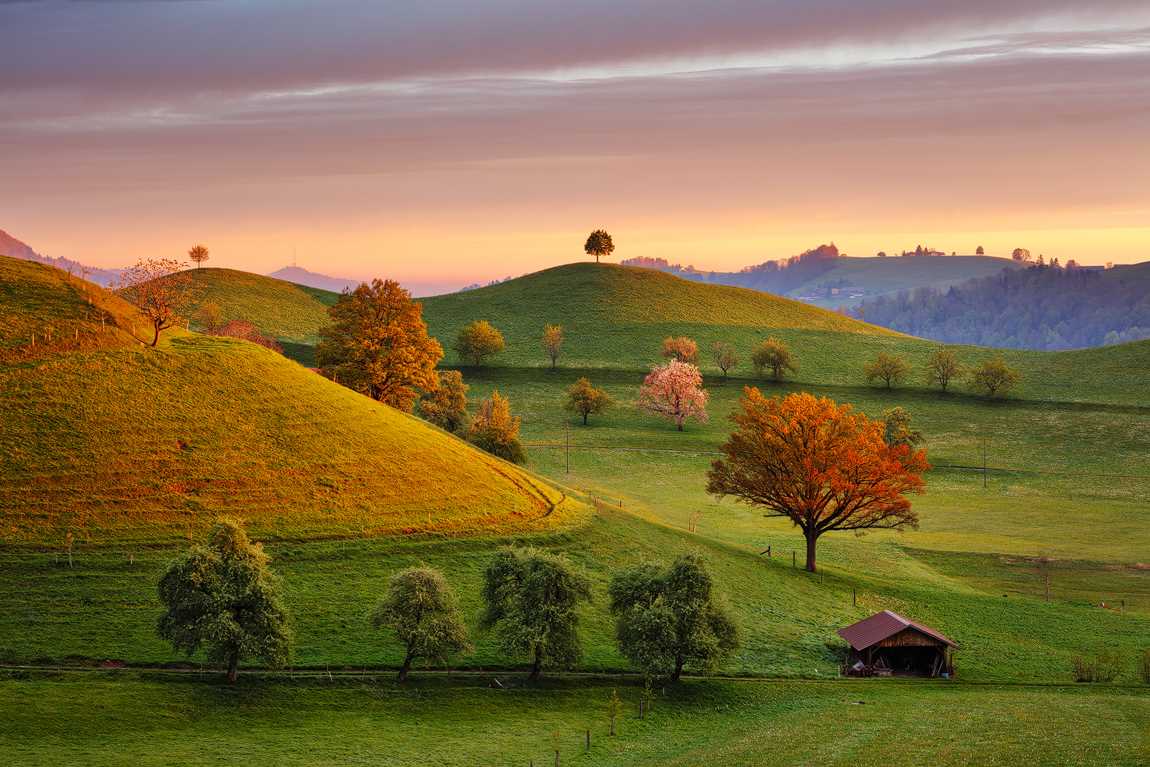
[837,610,957,651]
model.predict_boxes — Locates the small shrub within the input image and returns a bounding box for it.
[1072,651,1122,683]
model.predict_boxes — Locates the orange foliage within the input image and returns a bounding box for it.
[707,390,928,572]
[660,336,699,364]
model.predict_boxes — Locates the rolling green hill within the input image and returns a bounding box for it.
[161,267,339,344]
[420,262,1150,406]
[0,256,582,545]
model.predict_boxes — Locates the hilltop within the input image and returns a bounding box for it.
[160,267,339,344]
[0,228,122,287]
[0,255,581,545]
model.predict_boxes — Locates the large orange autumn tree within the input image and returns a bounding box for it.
[706,390,928,573]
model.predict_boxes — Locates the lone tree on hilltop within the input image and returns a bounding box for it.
[157,518,292,683]
[1012,248,1032,263]
[454,320,505,366]
[542,324,564,369]
[970,357,1021,398]
[118,258,196,347]
[707,390,928,573]
[638,360,708,432]
[584,229,615,264]
[188,244,210,268]
[924,348,963,392]
[316,279,443,411]
[976,245,985,255]
[751,337,796,382]
[467,390,525,463]
[371,566,471,682]
[565,377,611,425]
[610,554,739,682]
[482,548,592,681]
[864,352,909,389]
[711,341,739,380]
[418,370,470,434]
[661,336,699,365]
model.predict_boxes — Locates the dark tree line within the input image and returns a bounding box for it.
[854,263,1150,350]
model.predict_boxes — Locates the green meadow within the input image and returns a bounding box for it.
[1,257,1148,765]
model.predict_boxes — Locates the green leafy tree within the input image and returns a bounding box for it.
[970,357,1021,398]
[609,554,738,682]
[565,377,611,425]
[454,320,505,366]
[157,518,292,683]
[924,348,963,392]
[711,341,738,380]
[882,407,923,449]
[419,370,470,434]
[750,337,796,381]
[584,229,615,264]
[316,279,443,410]
[481,548,592,680]
[466,390,525,463]
[370,566,471,682]
[864,352,909,389]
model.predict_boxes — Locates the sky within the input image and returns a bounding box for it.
[2,1,1149,292]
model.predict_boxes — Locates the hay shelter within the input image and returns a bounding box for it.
[838,610,957,678]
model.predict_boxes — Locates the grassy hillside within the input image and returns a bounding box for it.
[421,262,1150,406]
[164,267,338,344]
[0,258,582,545]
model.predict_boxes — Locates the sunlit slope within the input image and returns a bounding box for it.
[0,260,580,544]
[162,267,338,343]
[0,256,146,355]
[796,255,1021,308]
[420,263,1150,405]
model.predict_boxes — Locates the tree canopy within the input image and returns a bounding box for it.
[661,336,699,365]
[609,554,738,681]
[565,377,611,426]
[864,352,909,389]
[315,279,443,410]
[638,360,708,432]
[711,341,738,380]
[750,337,796,381]
[371,566,471,681]
[542,324,564,369]
[157,518,292,683]
[466,390,525,463]
[584,229,615,263]
[924,348,963,392]
[454,320,505,366]
[707,390,928,573]
[118,258,195,347]
[481,548,592,680]
[419,370,470,434]
[970,357,1021,398]
[188,244,210,268]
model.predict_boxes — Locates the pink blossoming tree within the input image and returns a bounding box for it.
[638,359,708,431]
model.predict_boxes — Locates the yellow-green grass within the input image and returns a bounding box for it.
[0,257,145,357]
[0,258,583,545]
[420,263,1150,406]
[160,267,338,343]
[3,674,1147,767]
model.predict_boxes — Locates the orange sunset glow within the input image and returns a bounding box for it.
[3,2,1149,291]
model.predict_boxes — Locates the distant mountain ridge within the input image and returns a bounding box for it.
[622,244,1022,309]
[0,229,122,287]
[853,261,1150,350]
[266,265,360,293]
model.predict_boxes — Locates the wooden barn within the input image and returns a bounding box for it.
[838,610,957,678]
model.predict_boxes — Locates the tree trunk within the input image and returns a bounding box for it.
[671,656,684,682]
[582,412,588,426]
[149,322,161,347]
[529,645,542,681]
[804,530,818,573]
[226,650,239,684]
[676,420,683,432]
[398,649,413,682]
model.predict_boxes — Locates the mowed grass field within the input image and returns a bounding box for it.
[4,673,1147,767]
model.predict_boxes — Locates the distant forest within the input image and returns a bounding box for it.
[623,244,843,293]
[854,262,1150,350]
